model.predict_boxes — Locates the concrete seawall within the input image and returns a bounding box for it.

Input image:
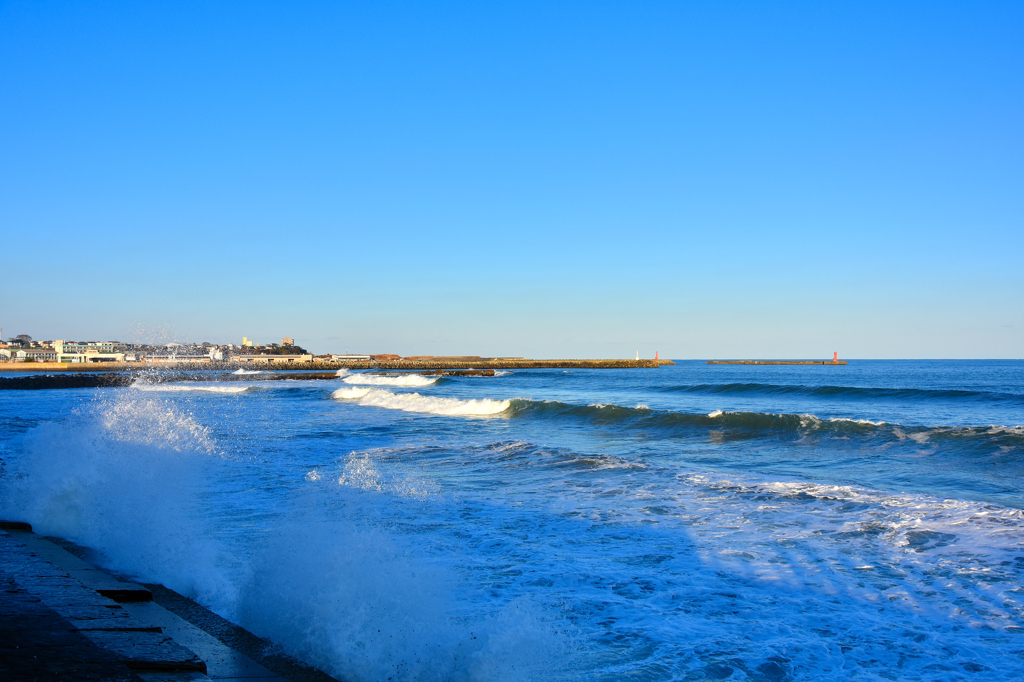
[706,360,848,365]
[1,358,675,373]
[0,522,338,681]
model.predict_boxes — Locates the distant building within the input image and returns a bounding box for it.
[282,337,294,346]
[331,354,372,362]
[16,349,58,362]
[143,355,210,364]
[242,337,254,347]
[53,340,125,363]
[53,340,122,354]
[232,354,313,364]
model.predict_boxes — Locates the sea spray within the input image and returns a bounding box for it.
[0,390,577,681]
[0,392,238,610]
[133,384,253,394]
[236,469,576,681]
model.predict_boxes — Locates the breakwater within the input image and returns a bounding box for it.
[0,372,341,390]
[707,360,848,365]
[0,358,675,373]
[362,359,674,370]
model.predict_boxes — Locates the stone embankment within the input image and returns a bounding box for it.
[0,521,338,682]
[0,358,675,374]
[339,359,676,370]
[706,360,848,365]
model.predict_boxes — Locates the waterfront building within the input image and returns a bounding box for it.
[53,340,125,363]
[232,354,313,364]
[16,349,59,362]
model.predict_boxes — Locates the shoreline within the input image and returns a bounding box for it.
[0,358,675,372]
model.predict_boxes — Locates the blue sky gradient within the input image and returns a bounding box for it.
[2,1,1021,357]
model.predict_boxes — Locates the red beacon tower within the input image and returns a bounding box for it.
[833,351,838,362]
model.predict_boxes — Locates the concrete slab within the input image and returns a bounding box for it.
[0,569,141,682]
[10,529,153,601]
[122,601,286,681]
[1,526,336,682]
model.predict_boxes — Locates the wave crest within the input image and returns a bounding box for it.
[133,384,253,394]
[332,387,510,416]
[342,373,438,387]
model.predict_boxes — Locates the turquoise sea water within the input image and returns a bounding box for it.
[1,360,1022,680]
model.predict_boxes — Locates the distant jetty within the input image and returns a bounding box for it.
[0,358,675,373]
[707,360,847,365]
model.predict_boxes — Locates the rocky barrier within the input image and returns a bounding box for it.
[0,359,674,375]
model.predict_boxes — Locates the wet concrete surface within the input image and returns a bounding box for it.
[1,524,339,682]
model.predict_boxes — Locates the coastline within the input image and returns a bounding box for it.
[0,358,676,373]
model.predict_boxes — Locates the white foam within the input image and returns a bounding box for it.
[342,373,438,387]
[0,396,573,681]
[0,394,234,608]
[707,409,723,418]
[335,369,350,378]
[232,369,264,375]
[133,384,252,394]
[332,387,510,416]
[827,416,887,426]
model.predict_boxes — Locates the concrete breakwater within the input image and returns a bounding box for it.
[342,359,675,370]
[0,358,675,374]
[706,360,848,365]
[0,522,338,681]
[0,369,499,389]
[0,372,344,390]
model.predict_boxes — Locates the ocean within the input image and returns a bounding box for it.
[1,360,1022,680]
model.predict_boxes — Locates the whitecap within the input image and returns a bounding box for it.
[134,384,252,394]
[342,373,438,387]
[332,387,509,416]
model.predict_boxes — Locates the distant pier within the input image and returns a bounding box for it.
[0,358,676,374]
[707,360,847,365]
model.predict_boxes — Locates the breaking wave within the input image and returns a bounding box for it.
[332,387,510,416]
[133,384,253,394]
[232,369,264,375]
[0,393,574,681]
[342,373,438,387]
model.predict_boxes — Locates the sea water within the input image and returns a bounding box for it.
[1,360,1022,680]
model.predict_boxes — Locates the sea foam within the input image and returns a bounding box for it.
[332,387,510,416]
[342,373,438,387]
[133,384,252,394]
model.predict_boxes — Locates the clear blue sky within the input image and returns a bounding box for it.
[2,1,1021,358]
